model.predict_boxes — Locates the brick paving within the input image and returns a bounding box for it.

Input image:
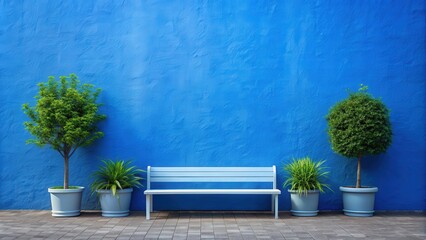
[0,211,425,239]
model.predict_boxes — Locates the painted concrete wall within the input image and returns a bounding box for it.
[0,0,425,211]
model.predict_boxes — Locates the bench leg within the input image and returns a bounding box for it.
[150,195,153,212]
[274,195,279,219]
[146,195,151,220]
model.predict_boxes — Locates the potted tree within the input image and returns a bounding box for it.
[326,85,392,217]
[22,74,106,217]
[283,157,330,216]
[91,160,144,217]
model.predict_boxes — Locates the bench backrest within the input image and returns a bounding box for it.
[146,166,277,190]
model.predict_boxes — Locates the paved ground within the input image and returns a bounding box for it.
[0,211,425,240]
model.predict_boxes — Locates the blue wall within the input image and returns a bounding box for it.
[1,0,425,211]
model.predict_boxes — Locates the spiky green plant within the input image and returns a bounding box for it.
[91,160,144,197]
[283,157,331,195]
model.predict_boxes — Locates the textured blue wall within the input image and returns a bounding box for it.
[1,0,425,211]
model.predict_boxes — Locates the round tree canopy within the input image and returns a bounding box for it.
[326,87,392,158]
[23,74,106,154]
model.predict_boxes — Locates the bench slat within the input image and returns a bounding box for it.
[145,189,281,195]
[150,167,273,172]
[150,171,273,177]
[150,176,274,182]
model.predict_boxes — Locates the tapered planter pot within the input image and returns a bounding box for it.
[289,190,319,217]
[48,186,84,217]
[97,188,133,217]
[340,186,378,217]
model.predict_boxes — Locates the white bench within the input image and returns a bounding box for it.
[144,166,281,220]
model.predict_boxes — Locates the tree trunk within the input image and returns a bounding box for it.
[356,154,362,188]
[64,154,69,189]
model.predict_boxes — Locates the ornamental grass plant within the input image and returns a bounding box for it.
[283,157,330,195]
[91,160,144,197]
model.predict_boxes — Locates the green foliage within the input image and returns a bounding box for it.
[283,157,331,195]
[22,74,106,157]
[22,74,106,189]
[326,86,392,158]
[91,160,144,197]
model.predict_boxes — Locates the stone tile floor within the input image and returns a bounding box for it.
[0,211,425,239]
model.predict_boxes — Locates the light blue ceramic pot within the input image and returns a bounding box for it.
[340,186,378,217]
[289,190,320,217]
[48,186,84,217]
[97,188,133,217]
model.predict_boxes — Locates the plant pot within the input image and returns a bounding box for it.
[48,186,84,217]
[340,186,378,217]
[288,190,319,217]
[97,188,133,217]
